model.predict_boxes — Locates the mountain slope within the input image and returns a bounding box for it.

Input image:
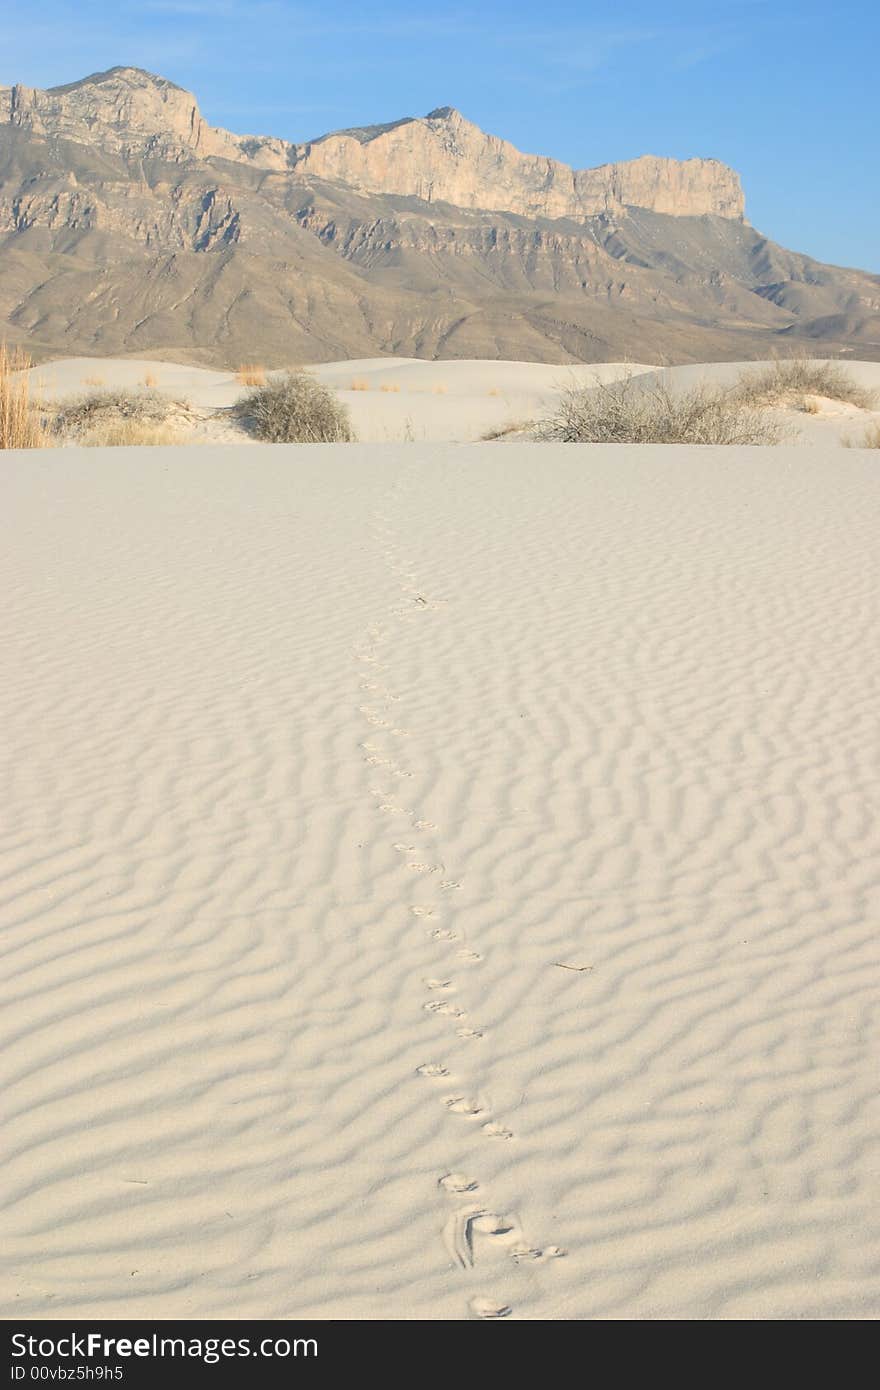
[1,67,877,365]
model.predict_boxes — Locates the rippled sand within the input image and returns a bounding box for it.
[2,443,879,1319]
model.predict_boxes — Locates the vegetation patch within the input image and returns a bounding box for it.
[237,370,356,443]
[538,375,788,445]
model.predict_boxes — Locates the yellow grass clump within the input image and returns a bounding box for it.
[379,383,400,393]
[0,343,45,449]
[81,420,182,447]
[143,371,159,388]
[236,364,266,387]
[350,378,371,391]
[432,383,448,395]
[81,375,106,386]
[844,422,880,449]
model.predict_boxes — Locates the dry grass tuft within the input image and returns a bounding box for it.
[236,364,266,387]
[0,343,45,449]
[237,370,355,443]
[481,419,531,441]
[143,371,158,389]
[379,383,400,393]
[80,420,182,447]
[844,422,880,449]
[731,357,875,411]
[350,378,371,391]
[81,375,106,386]
[538,374,789,446]
[432,383,448,395]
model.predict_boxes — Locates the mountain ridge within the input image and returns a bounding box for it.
[0,66,746,221]
[0,66,878,367]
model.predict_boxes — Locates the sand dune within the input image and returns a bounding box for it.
[2,440,879,1319]
[22,354,880,445]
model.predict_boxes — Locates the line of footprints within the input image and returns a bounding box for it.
[354,512,565,1319]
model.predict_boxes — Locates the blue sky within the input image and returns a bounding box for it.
[2,1,877,271]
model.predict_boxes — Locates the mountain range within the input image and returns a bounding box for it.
[1,65,878,365]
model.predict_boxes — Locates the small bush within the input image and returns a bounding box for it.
[238,370,355,443]
[53,388,173,440]
[1,343,45,448]
[732,357,875,410]
[538,375,788,445]
[350,378,371,391]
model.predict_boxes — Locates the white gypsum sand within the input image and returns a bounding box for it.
[21,355,880,446]
[1,442,879,1319]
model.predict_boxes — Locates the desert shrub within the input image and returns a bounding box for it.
[538,375,788,445]
[238,370,355,442]
[731,357,875,410]
[0,343,45,449]
[54,388,173,435]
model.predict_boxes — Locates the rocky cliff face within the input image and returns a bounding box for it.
[1,66,877,366]
[293,107,746,221]
[0,67,745,220]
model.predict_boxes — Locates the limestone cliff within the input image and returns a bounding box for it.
[0,67,745,220]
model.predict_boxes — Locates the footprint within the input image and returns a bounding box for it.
[444,1207,514,1268]
[416,1063,450,1078]
[408,862,442,873]
[457,950,483,962]
[445,1096,483,1116]
[414,820,437,830]
[469,1297,511,1320]
[439,880,462,891]
[424,1001,466,1018]
[393,843,417,853]
[410,906,435,918]
[430,927,458,940]
[456,1027,484,1040]
[482,1122,513,1140]
[423,978,453,991]
[438,1173,479,1194]
[510,1244,567,1264]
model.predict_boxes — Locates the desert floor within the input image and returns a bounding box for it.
[2,438,879,1320]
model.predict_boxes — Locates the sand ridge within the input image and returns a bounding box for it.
[21,355,880,446]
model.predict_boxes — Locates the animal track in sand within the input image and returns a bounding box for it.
[444,1206,516,1269]
[439,1172,480,1194]
[469,1298,512,1319]
[357,489,558,1321]
[444,1096,484,1116]
[482,1122,514,1140]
